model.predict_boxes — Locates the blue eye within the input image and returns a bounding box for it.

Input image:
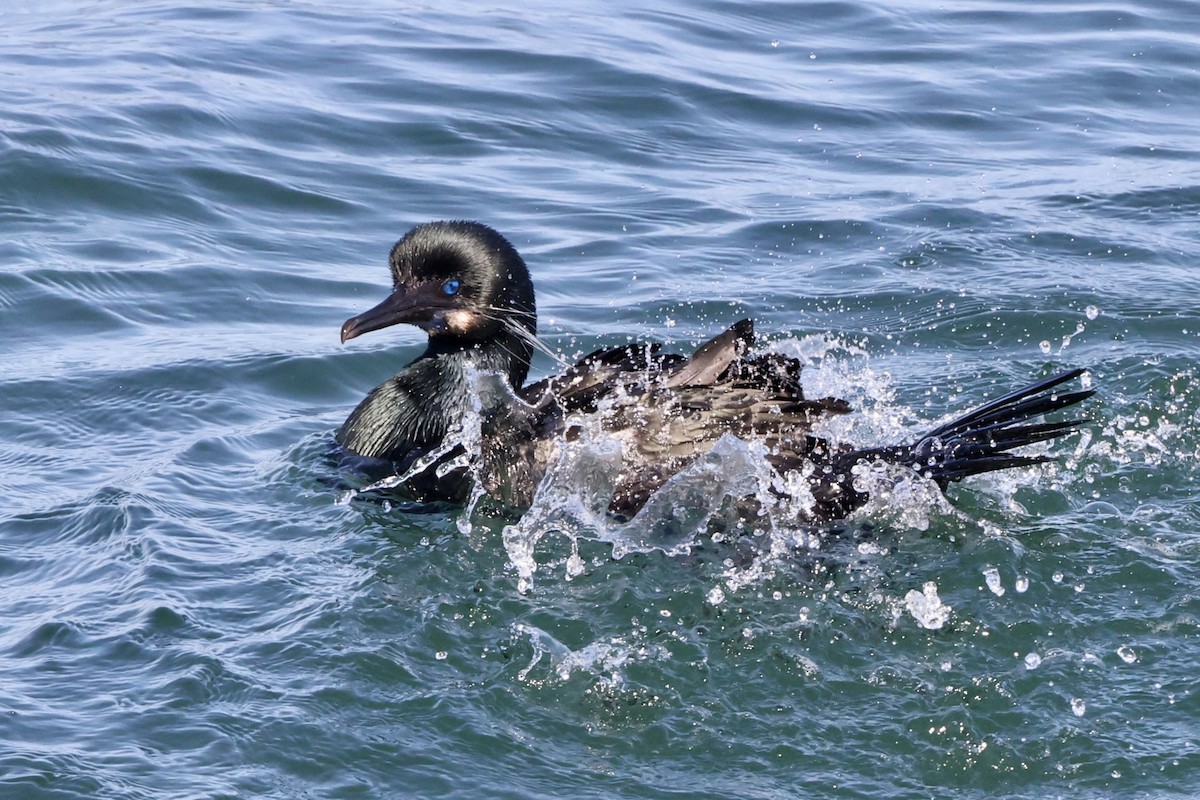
[442,279,461,296]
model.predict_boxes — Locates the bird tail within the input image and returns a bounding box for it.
[840,367,1094,488]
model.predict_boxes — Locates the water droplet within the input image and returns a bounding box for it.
[435,651,448,661]
[1015,575,1030,593]
[905,582,952,630]
[1024,652,1042,669]
[1085,304,1099,320]
[1052,571,1064,584]
[983,566,1005,596]
[1039,340,1052,354]
[1117,645,1137,664]
[707,586,726,605]
[770,39,780,48]
[1070,698,1086,716]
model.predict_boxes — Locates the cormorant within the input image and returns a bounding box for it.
[336,221,1092,522]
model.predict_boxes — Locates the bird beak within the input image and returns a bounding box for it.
[341,288,422,343]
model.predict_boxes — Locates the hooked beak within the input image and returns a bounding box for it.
[341,288,421,343]
[340,284,462,343]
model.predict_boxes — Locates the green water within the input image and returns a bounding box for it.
[2,1,1199,797]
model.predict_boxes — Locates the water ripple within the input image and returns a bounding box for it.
[3,0,1200,797]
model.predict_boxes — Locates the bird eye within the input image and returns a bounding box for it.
[442,279,461,296]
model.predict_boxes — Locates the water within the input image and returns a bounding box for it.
[3,1,1199,797]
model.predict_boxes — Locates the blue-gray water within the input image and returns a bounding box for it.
[3,1,1199,797]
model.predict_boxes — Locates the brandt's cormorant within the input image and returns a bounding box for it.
[336,221,1093,521]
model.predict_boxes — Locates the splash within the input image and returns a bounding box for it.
[341,364,503,532]
[849,459,964,533]
[501,428,626,593]
[501,431,784,593]
[344,331,1119,607]
[499,333,969,593]
[512,622,667,686]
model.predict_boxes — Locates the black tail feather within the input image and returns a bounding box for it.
[843,368,1093,488]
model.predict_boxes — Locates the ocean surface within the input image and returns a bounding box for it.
[3,1,1199,797]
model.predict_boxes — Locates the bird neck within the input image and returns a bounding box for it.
[422,319,534,391]
[335,314,538,466]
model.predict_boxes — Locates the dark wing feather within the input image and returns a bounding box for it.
[520,342,686,413]
[664,318,755,388]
